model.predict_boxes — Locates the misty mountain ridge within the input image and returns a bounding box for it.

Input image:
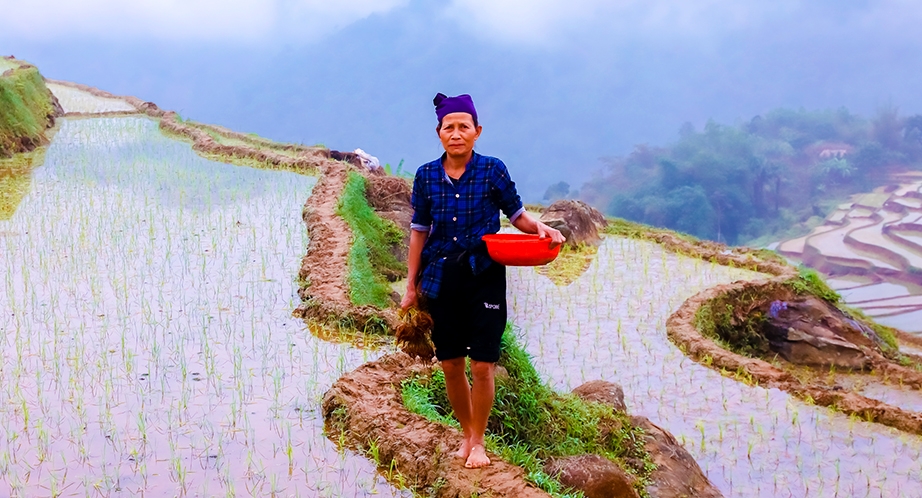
[573,107,922,246]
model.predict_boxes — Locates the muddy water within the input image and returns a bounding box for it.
[508,238,922,498]
[0,117,408,497]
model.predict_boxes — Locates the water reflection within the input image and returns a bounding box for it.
[509,238,922,497]
[0,117,408,497]
[0,150,43,221]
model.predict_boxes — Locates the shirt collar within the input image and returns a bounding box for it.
[438,151,480,184]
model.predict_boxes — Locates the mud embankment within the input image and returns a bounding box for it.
[323,353,552,497]
[1,57,63,157]
[325,352,723,498]
[663,234,922,435]
[294,161,400,332]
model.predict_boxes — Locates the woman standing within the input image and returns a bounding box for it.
[400,93,565,468]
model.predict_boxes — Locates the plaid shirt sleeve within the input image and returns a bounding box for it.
[490,159,525,222]
[410,169,432,231]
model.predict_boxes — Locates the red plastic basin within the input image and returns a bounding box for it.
[482,233,561,266]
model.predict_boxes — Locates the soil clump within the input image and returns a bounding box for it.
[570,381,721,498]
[572,380,627,412]
[540,199,607,247]
[761,296,882,369]
[544,454,639,498]
[630,416,723,498]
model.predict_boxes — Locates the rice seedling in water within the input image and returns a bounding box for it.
[0,116,410,497]
[508,237,922,497]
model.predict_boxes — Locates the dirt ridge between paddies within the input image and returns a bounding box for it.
[654,227,922,435]
[324,352,556,497]
[46,79,400,334]
[1,57,63,157]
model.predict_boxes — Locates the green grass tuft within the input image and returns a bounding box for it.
[0,64,56,157]
[401,325,653,497]
[603,216,700,243]
[337,171,407,307]
[786,266,841,303]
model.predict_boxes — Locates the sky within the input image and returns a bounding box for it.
[4,0,922,200]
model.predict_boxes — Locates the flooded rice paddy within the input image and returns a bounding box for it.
[509,240,922,497]
[0,117,408,497]
[45,83,138,114]
[777,178,922,335]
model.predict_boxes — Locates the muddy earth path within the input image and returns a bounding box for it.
[508,237,922,497]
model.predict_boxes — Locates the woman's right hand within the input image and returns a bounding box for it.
[400,284,418,311]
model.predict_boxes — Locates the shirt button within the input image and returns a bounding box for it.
[455,194,460,198]
[452,217,457,221]
[453,237,457,241]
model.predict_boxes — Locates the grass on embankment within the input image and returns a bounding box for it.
[338,171,407,308]
[1,63,57,157]
[402,328,655,497]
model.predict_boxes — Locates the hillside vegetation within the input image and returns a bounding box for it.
[0,57,59,157]
[578,108,922,245]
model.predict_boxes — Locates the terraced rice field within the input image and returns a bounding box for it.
[45,82,137,114]
[510,240,922,497]
[778,176,922,335]
[5,86,922,496]
[0,117,408,497]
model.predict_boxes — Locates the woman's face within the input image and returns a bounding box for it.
[438,112,482,157]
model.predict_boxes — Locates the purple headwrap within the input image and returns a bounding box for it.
[434,93,478,124]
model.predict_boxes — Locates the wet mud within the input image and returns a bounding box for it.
[323,353,553,497]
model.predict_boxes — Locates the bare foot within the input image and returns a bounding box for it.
[464,444,491,469]
[455,438,472,459]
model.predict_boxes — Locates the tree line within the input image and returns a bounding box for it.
[553,107,922,245]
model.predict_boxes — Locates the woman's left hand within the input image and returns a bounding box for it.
[536,222,566,248]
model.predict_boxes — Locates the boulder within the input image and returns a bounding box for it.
[771,327,871,370]
[762,297,875,370]
[630,416,723,498]
[540,200,607,247]
[572,380,627,412]
[544,454,639,498]
[494,365,511,385]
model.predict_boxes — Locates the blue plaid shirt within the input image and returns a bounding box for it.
[411,152,525,299]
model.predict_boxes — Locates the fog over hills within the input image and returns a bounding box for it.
[4,0,922,200]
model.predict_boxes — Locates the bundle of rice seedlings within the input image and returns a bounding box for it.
[396,306,435,361]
